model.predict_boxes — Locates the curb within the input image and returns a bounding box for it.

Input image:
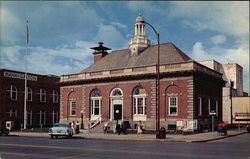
[184,131,248,143]
[9,131,248,142]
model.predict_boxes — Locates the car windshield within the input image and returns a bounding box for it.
[53,123,69,127]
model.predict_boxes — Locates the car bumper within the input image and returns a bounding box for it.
[49,132,71,136]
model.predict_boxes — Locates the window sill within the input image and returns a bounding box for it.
[168,114,178,116]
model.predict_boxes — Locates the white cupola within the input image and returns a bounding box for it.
[129,15,150,56]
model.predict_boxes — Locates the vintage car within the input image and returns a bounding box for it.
[49,123,73,139]
[0,123,9,136]
[247,124,250,133]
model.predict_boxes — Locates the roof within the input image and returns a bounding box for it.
[135,15,144,23]
[82,42,192,73]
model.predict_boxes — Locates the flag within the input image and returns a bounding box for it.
[26,20,29,44]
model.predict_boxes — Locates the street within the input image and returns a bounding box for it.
[0,134,249,159]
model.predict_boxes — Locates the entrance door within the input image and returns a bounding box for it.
[114,104,122,120]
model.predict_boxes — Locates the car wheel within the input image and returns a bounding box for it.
[50,135,53,139]
[6,130,9,136]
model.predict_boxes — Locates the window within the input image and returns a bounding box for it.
[52,90,58,103]
[111,89,122,96]
[6,109,17,117]
[198,97,202,116]
[37,110,46,126]
[70,101,76,116]
[90,89,101,116]
[37,89,46,102]
[133,86,147,115]
[27,87,32,101]
[6,85,17,100]
[27,110,32,126]
[50,110,58,124]
[169,96,177,115]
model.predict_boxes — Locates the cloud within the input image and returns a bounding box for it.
[210,35,227,45]
[1,40,96,76]
[126,1,166,15]
[0,7,22,45]
[168,1,249,93]
[111,22,127,29]
[169,1,249,38]
[0,2,101,46]
[192,42,207,60]
[93,23,128,50]
[192,41,249,93]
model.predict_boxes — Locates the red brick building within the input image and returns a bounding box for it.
[0,69,60,129]
[60,16,225,131]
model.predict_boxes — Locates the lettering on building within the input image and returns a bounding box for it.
[4,71,38,81]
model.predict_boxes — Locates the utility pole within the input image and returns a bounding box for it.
[23,20,29,130]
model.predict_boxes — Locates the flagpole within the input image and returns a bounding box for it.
[24,20,28,130]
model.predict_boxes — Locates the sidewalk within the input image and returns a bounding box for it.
[9,129,248,142]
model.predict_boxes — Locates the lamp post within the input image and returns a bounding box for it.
[81,110,84,129]
[141,20,161,138]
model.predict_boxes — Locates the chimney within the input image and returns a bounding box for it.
[91,42,111,63]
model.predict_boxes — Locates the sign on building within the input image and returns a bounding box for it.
[4,71,38,81]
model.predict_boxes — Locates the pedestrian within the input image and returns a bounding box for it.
[71,121,76,134]
[116,120,121,135]
[103,120,110,134]
[121,120,127,134]
[76,121,80,134]
[137,120,143,137]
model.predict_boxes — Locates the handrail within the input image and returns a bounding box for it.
[90,116,102,129]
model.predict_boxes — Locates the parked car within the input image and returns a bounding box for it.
[0,123,9,136]
[49,123,73,139]
[247,124,250,133]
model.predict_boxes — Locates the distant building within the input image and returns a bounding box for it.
[198,60,248,124]
[232,97,250,125]
[0,69,60,129]
[59,16,225,132]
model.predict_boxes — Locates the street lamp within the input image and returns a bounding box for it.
[80,110,84,129]
[141,20,161,138]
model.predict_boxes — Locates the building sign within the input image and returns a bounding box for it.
[176,120,184,130]
[4,71,38,81]
[235,113,250,121]
[184,120,198,131]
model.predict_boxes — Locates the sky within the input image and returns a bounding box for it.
[0,1,249,93]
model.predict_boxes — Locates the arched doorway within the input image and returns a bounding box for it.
[110,88,123,121]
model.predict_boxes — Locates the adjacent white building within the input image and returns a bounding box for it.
[198,60,247,124]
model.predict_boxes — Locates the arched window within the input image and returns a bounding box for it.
[7,85,17,100]
[27,87,32,101]
[90,89,102,117]
[111,88,122,97]
[133,86,147,120]
[38,89,46,102]
[166,85,179,116]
